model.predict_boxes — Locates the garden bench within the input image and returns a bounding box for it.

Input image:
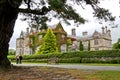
[47,57,59,64]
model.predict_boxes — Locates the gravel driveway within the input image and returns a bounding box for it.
[14,63,120,71]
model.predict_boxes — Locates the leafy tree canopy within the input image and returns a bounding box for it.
[113,38,120,49]
[79,41,84,51]
[18,0,115,28]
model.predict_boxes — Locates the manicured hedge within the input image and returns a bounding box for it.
[8,50,120,63]
[7,55,16,60]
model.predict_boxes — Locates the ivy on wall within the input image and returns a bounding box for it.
[28,22,67,54]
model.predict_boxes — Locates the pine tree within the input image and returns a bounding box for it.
[36,28,58,54]
[79,41,84,51]
[88,40,90,51]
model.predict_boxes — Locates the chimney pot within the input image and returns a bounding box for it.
[102,27,105,34]
[82,31,88,36]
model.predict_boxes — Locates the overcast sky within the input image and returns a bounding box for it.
[9,0,120,49]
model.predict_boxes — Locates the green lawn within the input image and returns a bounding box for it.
[92,70,120,80]
[82,63,120,66]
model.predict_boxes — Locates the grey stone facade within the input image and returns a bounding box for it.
[78,26,112,51]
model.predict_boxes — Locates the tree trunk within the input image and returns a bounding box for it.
[0,1,21,68]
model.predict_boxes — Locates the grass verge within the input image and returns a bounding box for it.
[92,70,120,80]
[81,63,120,66]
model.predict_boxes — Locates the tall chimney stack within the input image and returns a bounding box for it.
[26,27,29,35]
[102,27,105,34]
[105,26,107,33]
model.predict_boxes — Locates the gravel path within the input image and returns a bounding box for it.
[13,63,120,71]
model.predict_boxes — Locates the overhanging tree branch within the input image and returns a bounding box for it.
[18,8,43,15]
[18,6,51,15]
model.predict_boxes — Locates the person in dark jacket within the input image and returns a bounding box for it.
[19,55,22,64]
[16,55,19,64]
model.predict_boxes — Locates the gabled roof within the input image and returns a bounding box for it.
[53,22,66,32]
[36,22,67,35]
[91,30,102,39]
[92,30,101,36]
[48,22,67,34]
[48,22,63,29]
[78,30,103,41]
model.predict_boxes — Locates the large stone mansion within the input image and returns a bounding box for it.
[16,22,112,55]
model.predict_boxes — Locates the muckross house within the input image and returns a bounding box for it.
[16,23,112,55]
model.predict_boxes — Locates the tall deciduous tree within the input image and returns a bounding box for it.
[36,28,58,54]
[113,38,120,49]
[0,0,22,68]
[0,0,115,68]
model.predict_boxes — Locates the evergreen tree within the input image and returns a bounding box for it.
[88,40,90,51]
[79,41,84,51]
[36,28,58,54]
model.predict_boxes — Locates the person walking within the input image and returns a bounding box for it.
[19,55,22,64]
[16,55,19,64]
